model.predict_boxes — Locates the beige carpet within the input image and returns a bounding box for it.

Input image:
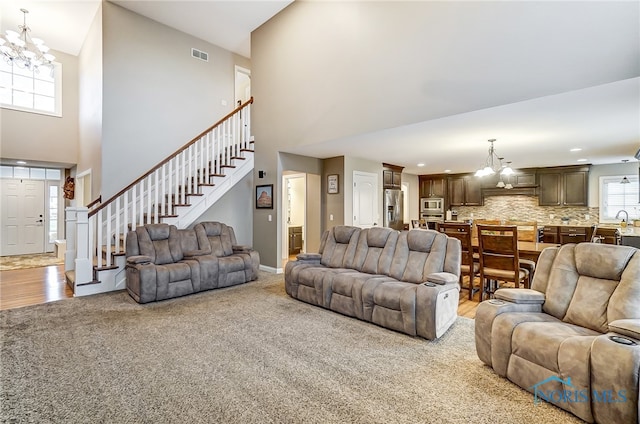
[0,272,582,423]
[0,252,63,271]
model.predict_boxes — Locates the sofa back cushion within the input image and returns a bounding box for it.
[194,222,234,257]
[135,223,183,265]
[352,227,399,275]
[320,226,360,268]
[542,243,637,332]
[389,230,448,283]
[179,228,200,253]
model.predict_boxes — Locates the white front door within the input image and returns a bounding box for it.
[1,179,46,255]
[353,171,378,228]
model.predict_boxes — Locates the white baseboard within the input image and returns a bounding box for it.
[259,264,283,274]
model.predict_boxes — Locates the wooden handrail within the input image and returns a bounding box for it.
[89,97,253,217]
[86,195,102,209]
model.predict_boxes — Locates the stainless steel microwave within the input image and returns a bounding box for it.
[420,197,444,213]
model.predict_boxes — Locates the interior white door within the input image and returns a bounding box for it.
[1,179,45,256]
[353,171,378,228]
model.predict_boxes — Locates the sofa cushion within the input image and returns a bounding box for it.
[352,227,399,275]
[564,275,619,333]
[136,224,183,265]
[574,243,636,281]
[195,222,234,257]
[542,244,580,320]
[320,226,360,269]
[389,230,448,283]
[512,321,600,372]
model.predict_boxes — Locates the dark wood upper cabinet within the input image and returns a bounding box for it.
[419,175,447,198]
[383,163,404,189]
[538,166,589,206]
[448,175,482,206]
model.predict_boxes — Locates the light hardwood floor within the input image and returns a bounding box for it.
[0,265,481,317]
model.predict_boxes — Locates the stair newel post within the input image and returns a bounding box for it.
[64,207,77,272]
[75,207,93,284]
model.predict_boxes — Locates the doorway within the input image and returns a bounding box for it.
[282,173,306,262]
[235,66,251,105]
[1,179,46,255]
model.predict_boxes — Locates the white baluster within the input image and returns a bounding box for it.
[105,203,112,267]
[115,197,121,254]
[123,191,129,249]
[154,168,160,222]
[161,164,166,218]
[96,208,103,268]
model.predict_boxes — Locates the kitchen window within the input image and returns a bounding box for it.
[599,175,639,223]
[0,60,62,117]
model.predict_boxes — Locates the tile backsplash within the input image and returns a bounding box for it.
[454,196,599,226]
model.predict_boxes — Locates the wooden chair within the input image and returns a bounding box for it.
[590,225,620,244]
[472,219,502,239]
[437,222,479,300]
[477,224,530,300]
[505,220,538,242]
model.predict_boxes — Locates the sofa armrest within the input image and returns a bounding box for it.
[296,253,321,262]
[232,245,252,253]
[184,249,210,258]
[609,319,640,341]
[127,255,152,265]
[425,272,458,285]
[494,288,545,304]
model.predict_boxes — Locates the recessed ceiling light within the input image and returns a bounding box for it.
[444,169,452,173]
[577,158,588,162]
[16,160,27,165]
[417,163,425,167]
[570,148,582,152]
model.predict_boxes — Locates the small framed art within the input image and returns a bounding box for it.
[327,174,339,194]
[256,184,273,209]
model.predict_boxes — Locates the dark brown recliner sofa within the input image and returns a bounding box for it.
[125,222,259,303]
[285,226,462,340]
[475,243,640,424]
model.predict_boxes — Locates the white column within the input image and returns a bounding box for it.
[64,207,77,271]
[74,207,93,284]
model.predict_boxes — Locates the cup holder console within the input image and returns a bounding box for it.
[609,335,637,346]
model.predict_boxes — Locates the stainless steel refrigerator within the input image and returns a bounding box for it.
[383,189,404,230]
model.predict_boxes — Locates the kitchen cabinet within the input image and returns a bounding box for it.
[543,225,591,244]
[448,175,482,206]
[511,169,537,188]
[383,163,404,189]
[559,226,590,244]
[542,226,560,244]
[288,226,303,255]
[538,166,589,206]
[419,175,447,198]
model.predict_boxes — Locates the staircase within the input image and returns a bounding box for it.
[65,98,254,296]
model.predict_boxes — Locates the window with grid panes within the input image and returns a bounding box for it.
[0,60,61,116]
[599,175,640,223]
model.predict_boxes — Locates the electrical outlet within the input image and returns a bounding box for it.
[585,214,590,220]
[549,214,555,220]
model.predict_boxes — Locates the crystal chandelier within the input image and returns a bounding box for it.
[0,9,55,73]
[474,139,514,178]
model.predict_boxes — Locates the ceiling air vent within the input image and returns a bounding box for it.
[191,48,209,62]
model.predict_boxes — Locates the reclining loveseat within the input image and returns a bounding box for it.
[475,243,639,424]
[125,222,259,303]
[285,226,462,340]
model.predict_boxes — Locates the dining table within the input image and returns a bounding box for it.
[471,239,560,263]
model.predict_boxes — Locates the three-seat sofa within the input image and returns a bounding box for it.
[125,221,259,303]
[285,225,462,340]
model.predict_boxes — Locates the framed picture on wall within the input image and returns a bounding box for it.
[256,184,273,209]
[327,174,339,194]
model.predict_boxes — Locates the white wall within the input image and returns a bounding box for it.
[0,49,79,166]
[589,162,639,207]
[101,2,250,198]
[191,172,253,245]
[77,4,103,201]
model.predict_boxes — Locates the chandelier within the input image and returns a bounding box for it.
[474,139,514,178]
[0,9,55,73]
